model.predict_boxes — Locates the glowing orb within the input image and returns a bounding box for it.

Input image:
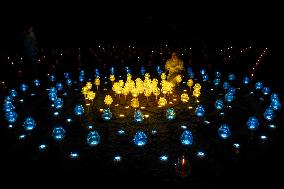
[218,124,231,139]
[87,131,100,146]
[133,131,147,146]
[180,130,193,145]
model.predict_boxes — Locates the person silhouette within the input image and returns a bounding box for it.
[165,52,184,83]
[22,25,38,80]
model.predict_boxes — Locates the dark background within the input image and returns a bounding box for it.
[1,2,283,188]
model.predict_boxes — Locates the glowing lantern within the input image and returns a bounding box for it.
[187,79,193,88]
[102,108,112,120]
[94,78,100,90]
[181,93,189,103]
[133,131,147,146]
[255,82,263,90]
[86,82,92,90]
[131,88,139,98]
[180,130,193,145]
[131,98,139,109]
[215,99,224,110]
[175,75,182,84]
[195,105,205,117]
[52,126,66,141]
[153,88,160,100]
[161,73,167,80]
[54,98,63,109]
[218,124,231,139]
[110,74,115,84]
[5,111,17,123]
[23,117,36,131]
[264,108,275,121]
[81,86,89,98]
[86,91,96,101]
[87,131,100,146]
[247,117,259,130]
[166,107,176,120]
[134,110,144,123]
[104,95,113,107]
[243,76,250,85]
[158,97,167,107]
[74,104,84,116]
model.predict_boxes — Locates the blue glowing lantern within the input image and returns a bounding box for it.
[187,67,193,74]
[110,67,115,75]
[80,70,85,76]
[223,82,230,90]
[52,126,66,141]
[20,83,28,92]
[9,89,17,97]
[160,155,168,161]
[118,128,125,135]
[255,82,263,90]
[34,79,40,87]
[39,144,47,151]
[5,111,17,123]
[247,117,259,130]
[228,73,235,81]
[156,66,163,75]
[215,99,224,110]
[218,124,231,139]
[49,93,57,102]
[225,93,235,103]
[69,152,79,159]
[140,66,146,76]
[214,78,220,86]
[102,108,112,121]
[66,78,72,86]
[262,87,270,95]
[87,131,100,146]
[134,110,144,123]
[151,128,157,135]
[125,66,131,74]
[64,72,70,79]
[200,69,206,75]
[113,155,122,162]
[264,108,275,121]
[23,117,36,131]
[270,100,281,111]
[133,131,147,146]
[215,71,221,78]
[202,75,208,82]
[74,104,84,116]
[243,76,250,85]
[270,93,279,102]
[49,75,56,82]
[195,105,205,117]
[56,82,63,91]
[3,101,15,113]
[180,129,193,145]
[166,107,176,120]
[54,98,63,109]
[79,74,85,82]
[228,87,236,95]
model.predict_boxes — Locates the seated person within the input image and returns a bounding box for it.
[165,52,184,84]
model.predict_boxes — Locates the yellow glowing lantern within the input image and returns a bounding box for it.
[187,79,193,88]
[144,73,150,79]
[110,75,115,83]
[144,90,151,100]
[87,91,96,101]
[131,88,139,98]
[119,80,124,87]
[153,88,160,100]
[131,98,139,109]
[193,90,201,98]
[175,75,182,84]
[94,78,100,90]
[127,73,132,81]
[104,95,113,106]
[81,86,89,98]
[161,72,167,80]
[193,83,201,90]
[181,93,189,103]
[86,82,92,90]
[158,97,167,107]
